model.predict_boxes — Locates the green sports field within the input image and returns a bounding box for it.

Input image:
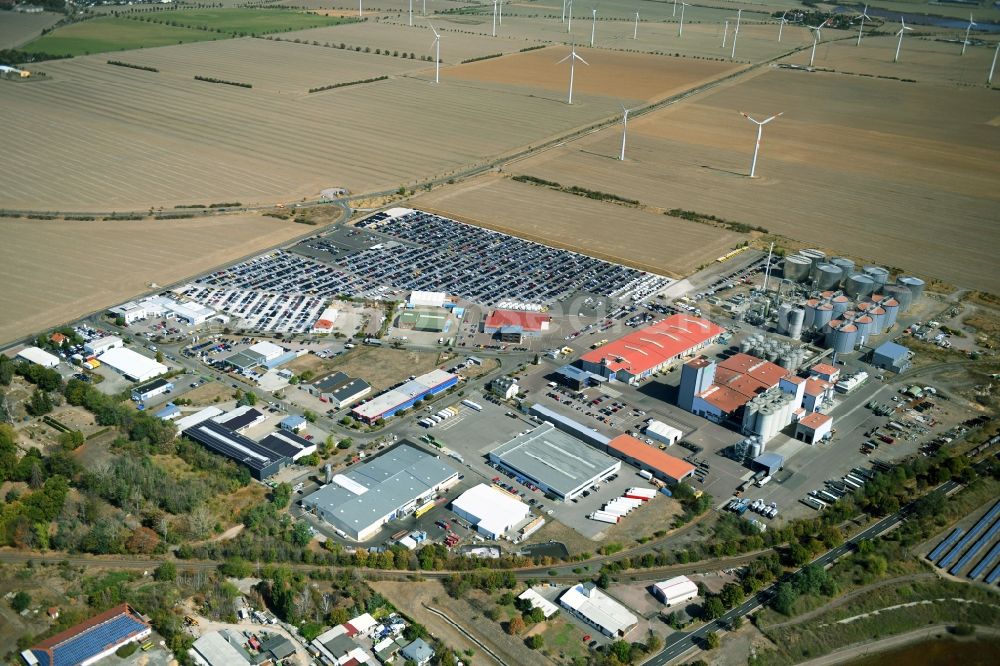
[21,17,222,57]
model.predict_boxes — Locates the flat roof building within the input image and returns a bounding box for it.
[258,430,317,462]
[871,341,913,373]
[644,420,682,446]
[528,403,611,448]
[15,346,60,369]
[22,604,151,666]
[559,583,638,638]
[398,309,448,332]
[518,589,560,618]
[579,315,723,384]
[97,347,168,382]
[83,335,123,356]
[652,576,699,607]
[352,369,458,424]
[213,406,266,433]
[302,444,459,541]
[175,406,223,431]
[182,419,290,480]
[131,377,173,403]
[606,435,696,484]
[408,290,447,308]
[451,484,532,540]
[488,423,621,502]
[795,412,833,444]
[483,310,551,337]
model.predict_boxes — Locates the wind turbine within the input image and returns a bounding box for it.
[567,0,573,33]
[590,8,597,47]
[678,2,690,37]
[807,21,825,67]
[990,41,999,84]
[492,0,497,37]
[962,14,977,55]
[358,0,362,17]
[740,111,782,178]
[777,12,788,42]
[672,0,677,18]
[562,0,566,23]
[731,8,742,59]
[893,17,912,63]
[422,0,427,15]
[856,5,871,46]
[633,11,639,40]
[723,20,728,48]
[618,104,635,160]
[557,45,588,104]
[428,22,441,83]
[409,0,413,26]
[499,0,502,27]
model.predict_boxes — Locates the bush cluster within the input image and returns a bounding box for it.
[308,75,387,93]
[194,75,252,88]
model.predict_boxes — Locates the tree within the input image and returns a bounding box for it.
[337,438,352,450]
[702,596,726,620]
[238,390,257,406]
[506,616,525,635]
[303,409,318,423]
[772,582,797,615]
[155,351,164,363]
[27,389,53,416]
[526,634,544,649]
[126,527,160,554]
[271,482,292,509]
[705,631,720,650]
[58,430,85,450]
[154,561,177,581]
[596,571,611,589]
[11,591,31,612]
[609,640,632,663]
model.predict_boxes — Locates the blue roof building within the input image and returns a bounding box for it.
[155,403,180,420]
[871,341,912,373]
[279,414,307,432]
[22,604,151,666]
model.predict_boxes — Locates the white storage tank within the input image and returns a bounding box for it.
[783,255,812,282]
[863,266,890,291]
[803,299,819,329]
[897,276,925,301]
[830,257,855,283]
[777,302,793,333]
[814,263,843,290]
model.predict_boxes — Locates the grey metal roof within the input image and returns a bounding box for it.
[489,423,619,497]
[303,444,458,538]
[329,378,371,402]
[315,371,351,392]
[873,341,909,360]
[401,638,434,662]
[754,452,785,473]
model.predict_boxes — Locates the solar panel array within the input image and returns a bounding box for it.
[928,499,1000,582]
[33,614,148,666]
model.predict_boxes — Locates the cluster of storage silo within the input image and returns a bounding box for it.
[742,389,796,443]
[740,334,807,369]
[734,435,766,461]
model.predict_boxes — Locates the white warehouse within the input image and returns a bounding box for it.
[84,335,123,356]
[97,347,168,382]
[450,484,532,540]
[16,346,60,369]
[559,583,637,638]
[652,576,699,607]
[644,420,683,446]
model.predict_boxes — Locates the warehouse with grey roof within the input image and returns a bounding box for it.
[488,423,621,502]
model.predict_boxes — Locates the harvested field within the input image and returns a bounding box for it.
[412,174,742,276]
[20,17,224,57]
[510,67,1000,292]
[0,214,307,345]
[0,56,625,211]
[446,46,739,102]
[181,381,237,407]
[0,10,63,50]
[88,38,424,94]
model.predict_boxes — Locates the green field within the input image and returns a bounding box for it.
[145,9,356,35]
[21,17,222,57]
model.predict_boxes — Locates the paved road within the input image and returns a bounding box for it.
[646,469,974,665]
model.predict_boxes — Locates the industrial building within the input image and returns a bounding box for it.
[22,604,151,666]
[795,412,833,444]
[302,444,459,541]
[450,484,533,539]
[578,315,723,384]
[352,369,458,424]
[605,435,696,484]
[312,306,339,333]
[15,346,60,368]
[652,576,699,606]
[182,419,290,480]
[644,420,682,446]
[559,583,638,638]
[175,406,224,431]
[213,406,266,433]
[528,403,612,449]
[488,423,621,501]
[190,630,294,666]
[408,290,448,308]
[258,429,317,462]
[554,364,606,390]
[111,295,221,327]
[871,341,913,373]
[489,375,519,400]
[310,371,372,407]
[83,335,123,356]
[279,414,307,433]
[397,309,448,332]
[517,589,560,618]
[97,347,168,382]
[752,452,785,476]
[224,341,291,372]
[131,378,173,403]
[483,310,552,341]
[155,403,180,420]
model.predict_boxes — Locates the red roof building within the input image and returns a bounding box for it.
[579,315,723,384]
[606,435,696,483]
[691,353,789,416]
[483,310,551,336]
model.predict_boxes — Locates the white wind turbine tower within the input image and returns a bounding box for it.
[672,0,677,18]
[557,44,588,104]
[740,111,782,178]
[678,2,690,37]
[423,0,427,15]
[722,20,728,48]
[567,0,573,33]
[408,0,413,26]
[731,8,742,59]
[634,11,639,40]
[807,21,825,67]
[492,0,497,36]
[428,22,441,83]
[855,5,871,46]
[590,8,597,47]
[618,103,635,160]
[962,14,977,55]
[777,12,788,42]
[562,0,566,23]
[358,0,362,17]
[499,0,503,27]
[990,41,999,84]
[893,17,912,63]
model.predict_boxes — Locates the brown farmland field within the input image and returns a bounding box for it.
[0,215,307,345]
[445,47,740,102]
[92,37,427,93]
[412,174,742,276]
[0,10,62,49]
[509,68,1000,292]
[1,49,632,211]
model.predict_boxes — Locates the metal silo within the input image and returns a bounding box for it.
[820,290,837,301]
[815,263,843,289]
[740,338,753,353]
[830,257,855,283]
[831,295,850,319]
[766,348,779,362]
[777,302,792,333]
[788,308,806,340]
[783,255,812,282]
[897,276,925,301]
[803,299,818,329]
[800,249,826,266]
[883,284,912,312]
[845,273,876,300]
[813,303,834,330]
[883,298,899,329]
[750,441,762,459]
[855,315,874,343]
[831,322,858,354]
[870,307,886,335]
[863,266,890,291]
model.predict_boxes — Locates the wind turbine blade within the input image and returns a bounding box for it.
[575,54,589,65]
[761,112,783,124]
[556,54,572,64]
